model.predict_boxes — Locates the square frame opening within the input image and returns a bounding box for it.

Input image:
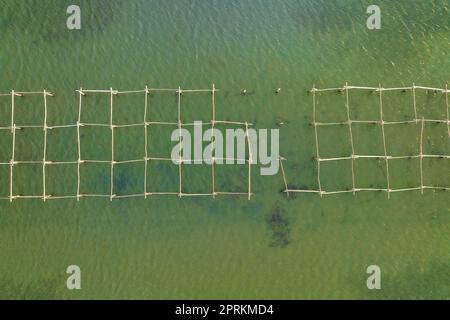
[147,91,178,123]
[46,163,77,197]
[113,92,146,125]
[114,125,145,162]
[147,124,178,160]
[46,127,78,162]
[389,158,421,190]
[12,163,42,197]
[146,159,179,194]
[113,161,145,197]
[180,91,213,124]
[320,159,353,192]
[352,123,384,155]
[354,158,387,189]
[214,161,249,195]
[79,162,111,196]
[384,123,420,156]
[14,94,45,126]
[79,125,111,161]
[79,93,111,124]
[0,130,12,163]
[15,127,44,161]
[181,163,212,195]
[317,125,352,158]
[314,91,347,123]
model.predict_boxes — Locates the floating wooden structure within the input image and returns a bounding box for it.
[283,83,450,197]
[0,85,253,202]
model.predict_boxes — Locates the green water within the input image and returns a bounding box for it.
[0,0,449,299]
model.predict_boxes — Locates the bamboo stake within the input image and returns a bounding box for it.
[177,86,183,198]
[211,84,216,198]
[245,122,252,200]
[279,157,289,196]
[10,90,15,134]
[110,88,115,201]
[144,86,149,198]
[312,85,323,197]
[345,83,356,195]
[420,117,425,194]
[76,88,84,201]
[42,90,49,201]
[412,83,418,122]
[379,84,391,199]
[446,84,449,138]
[9,123,16,202]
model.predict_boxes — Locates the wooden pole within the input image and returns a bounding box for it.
[245,122,252,200]
[177,86,182,198]
[110,88,115,201]
[312,85,323,197]
[144,86,149,198]
[279,157,289,196]
[420,117,425,194]
[10,123,16,202]
[345,83,356,195]
[379,84,391,199]
[76,88,83,201]
[42,90,49,201]
[10,90,15,134]
[412,83,418,122]
[211,84,216,198]
[9,90,19,202]
[446,84,449,138]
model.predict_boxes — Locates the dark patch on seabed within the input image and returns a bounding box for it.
[267,202,291,248]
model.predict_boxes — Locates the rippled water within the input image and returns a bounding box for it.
[0,0,449,299]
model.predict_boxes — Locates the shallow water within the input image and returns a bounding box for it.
[0,0,449,299]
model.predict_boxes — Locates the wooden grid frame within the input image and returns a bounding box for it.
[281,84,450,197]
[0,85,254,202]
